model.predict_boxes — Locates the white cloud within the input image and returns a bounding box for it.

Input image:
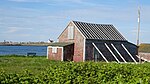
[131,29,149,33]
[8,0,94,6]
[6,27,18,33]
[52,0,83,3]
[8,0,84,3]
[5,27,33,34]
[36,15,66,19]
[19,34,30,37]
[8,0,41,2]
[60,5,136,22]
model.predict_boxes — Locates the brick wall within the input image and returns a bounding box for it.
[73,26,84,62]
[48,47,62,61]
[58,22,84,62]
[59,23,74,43]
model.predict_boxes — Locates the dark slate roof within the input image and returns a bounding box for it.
[72,21,127,41]
[49,42,74,47]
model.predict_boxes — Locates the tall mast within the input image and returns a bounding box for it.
[137,6,141,64]
[137,7,140,46]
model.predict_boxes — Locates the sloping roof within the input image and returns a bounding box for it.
[49,42,74,47]
[72,21,127,41]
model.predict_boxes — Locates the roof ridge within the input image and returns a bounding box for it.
[72,20,113,25]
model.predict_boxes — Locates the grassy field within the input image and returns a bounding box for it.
[139,43,150,53]
[0,56,58,74]
[1,56,150,83]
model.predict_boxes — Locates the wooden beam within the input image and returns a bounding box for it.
[105,43,120,63]
[111,43,127,63]
[92,43,109,63]
[121,44,138,64]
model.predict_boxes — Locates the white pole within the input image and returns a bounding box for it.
[137,7,140,46]
[137,6,141,64]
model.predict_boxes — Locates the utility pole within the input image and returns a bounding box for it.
[137,7,140,46]
[137,6,141,64]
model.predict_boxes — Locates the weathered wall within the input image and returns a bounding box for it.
[58,22,84,62]
[73,26,84,62]
[58,23,74,43]
[85,40,138,62]
[48,47,62,61]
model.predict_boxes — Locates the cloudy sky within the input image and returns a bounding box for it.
[0,0,150,44]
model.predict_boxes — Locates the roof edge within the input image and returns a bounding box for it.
[86,38,128,42]
[58,20,86,39]
[72,20,113,25]
[49,42,74,47]
[127,41,138,47]
[71,20,86,39]
[57,21,72,39]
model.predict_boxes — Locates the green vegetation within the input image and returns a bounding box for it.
[0,55,56,74]
[0,56,150,83]
[139,43,150,53]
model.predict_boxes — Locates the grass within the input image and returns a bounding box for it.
[0,55,149,74]
[0,56,131,74]
[0,55,59,74]
[139,43,150,53]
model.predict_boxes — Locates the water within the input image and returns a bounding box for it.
[0,46,47,56]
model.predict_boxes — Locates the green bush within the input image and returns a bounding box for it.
[1,61,150,83]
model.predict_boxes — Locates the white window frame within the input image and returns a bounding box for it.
[52,47,57,53]
[68,25,74,39]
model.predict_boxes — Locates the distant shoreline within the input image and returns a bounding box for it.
[0,43,50,46]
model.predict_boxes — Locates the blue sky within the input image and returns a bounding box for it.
[0,0,150,44]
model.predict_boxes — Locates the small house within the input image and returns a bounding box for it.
[47,21,139,63]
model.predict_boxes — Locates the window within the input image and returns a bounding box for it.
[68,25,74,39]
[52,47,57,53]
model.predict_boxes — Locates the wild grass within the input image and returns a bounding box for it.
[139,43,150,53]
[0,55,58,74]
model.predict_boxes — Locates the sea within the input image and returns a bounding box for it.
[0,46,47,56]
